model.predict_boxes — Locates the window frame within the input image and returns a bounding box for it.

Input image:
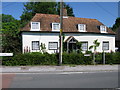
[52,23,60,31]
[81,41,88,51]
[31,22,40,31]
[32,41,40,50]
[78,24,86,32]
[48,42,58,50]
[102,41,109,50]
[100,25,107,32]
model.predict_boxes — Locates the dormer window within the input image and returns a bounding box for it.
[52,23,60,31]
[31,22,40,31]
[100,25,107,33]
[78,24,86,32]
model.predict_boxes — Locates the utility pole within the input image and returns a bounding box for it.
[59,0,63,66]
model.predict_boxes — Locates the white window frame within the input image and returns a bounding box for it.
[100,25,107,33]
[48,42,58,50]
[78,24,86,32]
[81,42,88,51]
[31,22,40,31]
[52,23,60,31]
[102,41,109,50]
[32,41,40,50]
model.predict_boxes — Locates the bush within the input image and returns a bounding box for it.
[2,52,58,66]
[95,53,103,64]
[62,52,92,65]
[95,52,120,64]
[105,52,120,64]
[2,52,120,66]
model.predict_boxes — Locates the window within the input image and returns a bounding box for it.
[31,22,40,31]
[52,23,60,31]
[32,41,39,50]
[100,25,106,32]
[103,41,109,50]
[81,42,88,51]
[49,42,58,50]
[78,24,86,32]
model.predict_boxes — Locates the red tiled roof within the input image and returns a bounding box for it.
[21,13,115,34]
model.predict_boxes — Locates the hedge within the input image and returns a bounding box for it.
[2,52,58,66]
[95,52,120,64]
[2,52,120,66]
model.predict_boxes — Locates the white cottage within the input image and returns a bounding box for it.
[21,10,115,54]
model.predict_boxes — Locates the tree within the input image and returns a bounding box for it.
[112,17,120,32]
[20,2,74,27]
[56,2,74,17]
[2,14,16,23]
[89,39,100,65]
[1,14,21,54]
[20,2,57,24]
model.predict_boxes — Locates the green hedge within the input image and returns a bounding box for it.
[62,52,92,65]
[95,52,120,64]
[2,52,120,66]
[2,52,58,66]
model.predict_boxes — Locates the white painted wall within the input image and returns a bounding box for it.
[64,33,115,53]
[22,32,59,54]
[22,32,115,54]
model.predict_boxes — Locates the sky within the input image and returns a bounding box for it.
[2,2,119,27]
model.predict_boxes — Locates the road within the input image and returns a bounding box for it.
[2,71,119,88]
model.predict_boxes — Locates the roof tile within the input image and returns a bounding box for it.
[21,13,115,34]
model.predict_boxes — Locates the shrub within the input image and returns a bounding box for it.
[95,53,103,64]
[95,52,120,64]
[62,52,92,65]
[2,52,58,66]
[2,52,120,66]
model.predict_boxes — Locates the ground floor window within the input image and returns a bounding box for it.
[49,42,58,50]
[81,42,88,51]
[32,41,40,50]
[103,41,109,50]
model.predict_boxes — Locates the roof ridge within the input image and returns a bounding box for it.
[35,13,59,16]
[69,16,98,21]
[35,13,98,21]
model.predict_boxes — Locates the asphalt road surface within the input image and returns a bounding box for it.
[3,71,119,88]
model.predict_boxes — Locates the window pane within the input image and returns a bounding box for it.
[80,25,84,30]
[103,42,109,50]
[32,22,39,29]
[81,42,88,51]
[78,24,85,31]
[32,41,39,50]
[101,26,106,31]
[53,24,60,30]
[49,42,58,50]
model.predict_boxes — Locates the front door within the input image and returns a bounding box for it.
[69,43,76,53]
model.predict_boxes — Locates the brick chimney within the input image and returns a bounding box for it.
[63,8,67,16]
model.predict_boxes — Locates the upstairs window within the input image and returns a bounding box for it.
[31,22,40,31]
[78,24,86,32]
[52,23,60,31]
[100,25,107,33]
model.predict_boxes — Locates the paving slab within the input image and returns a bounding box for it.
[1,65,118,73]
